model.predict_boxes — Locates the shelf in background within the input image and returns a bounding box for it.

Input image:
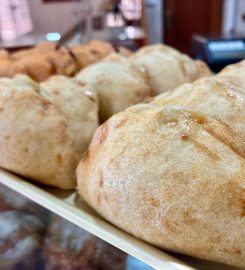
[0,169,240,270]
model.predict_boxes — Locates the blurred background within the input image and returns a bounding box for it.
[1,0,245,71]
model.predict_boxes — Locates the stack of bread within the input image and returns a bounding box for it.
[1,41,245,267]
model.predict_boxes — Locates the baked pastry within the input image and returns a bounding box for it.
[0,60,27,78]
[46,48,78,76]
[40,75,99,156]
[0,75,78,189]
[77,104,245,267]
[216,59,245,93]
[11,42,56,61]
[76,53,151,121]
[71,40,115,69]
[43,215,127,270]
[130,44,211,95]
[18,55,55,82]
[0,49,10,60]
[0,210,45,270]
[152,77,245,139]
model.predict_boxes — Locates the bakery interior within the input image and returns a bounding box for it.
[0,0,244,270]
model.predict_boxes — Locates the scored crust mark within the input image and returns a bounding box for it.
[191,139,220,161]
[203,120,245,159]
[96,193,101,206]
[172,108,245,159]
[38,98,50,110]
[181,134,189,140]
[84,90,97,102]
[223,247,242,255]
[94,123,108,145]
[56,154,62,166]
[83,149,90,163]
[99,172,104,188]
[115,115,129,128]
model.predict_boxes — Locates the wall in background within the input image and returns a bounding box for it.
[222,0,245,36]
[28,0,103,34]
[235,0,245,35]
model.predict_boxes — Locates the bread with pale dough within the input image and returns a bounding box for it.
[77,104,245,267]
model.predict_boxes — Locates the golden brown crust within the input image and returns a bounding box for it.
[45,48,78,76]
[11,42,56,61]
[77,104,245,267]
[0,60,27,78]
[71,40,115,69]
[18,55,55,82]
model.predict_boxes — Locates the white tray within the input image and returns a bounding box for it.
[0,169,241,270]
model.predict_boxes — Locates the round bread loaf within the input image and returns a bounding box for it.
[71,40,115,69]
[130,44,211,95]
[77,104,245,267]
[152,77,245,140]
[76,53,151,122]
[40,75,99,157]
[0,75,79,189]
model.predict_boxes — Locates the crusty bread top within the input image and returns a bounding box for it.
[76,53,151,122]
[77,104,245,267]
[151,76,245,140]
[0,75,78,189]
[40,75,99,157]
[130,44,211,95]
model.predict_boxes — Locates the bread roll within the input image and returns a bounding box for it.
[0,49,10,60]
[71,40,115,69]
[0,60,27,78]
[0,75,78,189]
[152,77,245,139]
[217,60,245,93]
[77,104,245,267]
[45,48,78,76]
[40,75,99,156]
[76,53,151,121]
[130,44,211,95]
[18,55,54,82]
